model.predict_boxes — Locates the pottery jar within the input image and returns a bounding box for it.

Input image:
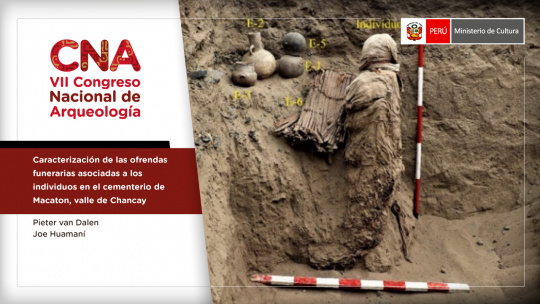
[231,61,257,87]
[242,32,277,79]
[283,32,307,56]
[278,55,304,78]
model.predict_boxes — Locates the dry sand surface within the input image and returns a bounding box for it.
[179,0,540,303]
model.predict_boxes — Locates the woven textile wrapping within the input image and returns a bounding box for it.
[358,33,399,71]
[341,34,404,253]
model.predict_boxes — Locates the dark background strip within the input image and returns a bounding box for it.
[0,141,170,148]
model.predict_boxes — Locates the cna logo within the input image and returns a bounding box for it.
[50,39,141,72]
[407,22,423,41]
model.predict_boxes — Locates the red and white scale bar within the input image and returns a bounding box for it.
[251,274,469,293]
[414,44,424,218]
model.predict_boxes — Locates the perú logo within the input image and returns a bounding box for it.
[407,22,423,41]
[50,39,141,72]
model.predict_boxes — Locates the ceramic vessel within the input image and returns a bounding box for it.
[242,32,277,79]
[283,32,307,56]
[278,55,304,78]
[231,61,257,87]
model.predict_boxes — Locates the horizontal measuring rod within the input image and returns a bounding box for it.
[251,274,470,293]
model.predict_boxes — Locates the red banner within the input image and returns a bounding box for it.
[0,148,201,214]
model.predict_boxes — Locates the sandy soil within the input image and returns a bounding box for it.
[179,0,540,303]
